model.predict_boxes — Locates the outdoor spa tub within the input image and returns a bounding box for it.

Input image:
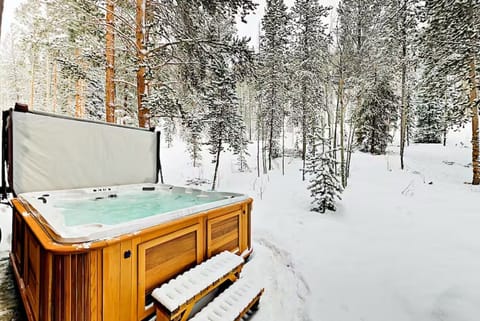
[10,184,253,321]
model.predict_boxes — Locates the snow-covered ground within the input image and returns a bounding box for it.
[159,127,480,321]
[1,127,479,321]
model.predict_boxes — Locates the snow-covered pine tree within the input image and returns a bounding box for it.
[356,76,399,154]
[203,58,246,190]
[336,0,388,185]
[419,0,480,184]
[383,0,420,169]
[306,126,342,213]
[414,89,443,144]
[258,0,290,171]
[135,0,256,128]
[162,118,176,148]
[184,112,204,168]
[291,0,330,181]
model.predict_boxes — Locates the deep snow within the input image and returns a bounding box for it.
[1,127,479,321]
[157,128,480,321]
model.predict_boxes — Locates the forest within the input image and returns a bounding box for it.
[0,0,479,212]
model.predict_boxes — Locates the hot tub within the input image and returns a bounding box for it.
[18,183,249,243]
[11,183,253,321]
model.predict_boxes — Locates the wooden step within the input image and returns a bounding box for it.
[189,277,264,321]
[152,251,244,321]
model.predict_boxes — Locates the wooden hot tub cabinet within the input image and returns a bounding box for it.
[10,197,253,321]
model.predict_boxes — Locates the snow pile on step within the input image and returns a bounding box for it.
[189,277,262,321]
[151,251,244,312]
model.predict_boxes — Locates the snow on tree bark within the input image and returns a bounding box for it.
[105,0,115,123]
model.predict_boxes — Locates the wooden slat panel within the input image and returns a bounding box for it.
[12,211,24,272]
[88,250,100,321]
[137,225,201,320]
[210,238,239,257]
[120,240,134,321]
[145,232,196,292]
[211,216,239,241]
[207,211,241,257]
[25,230,40,321]
[40,251,53,321]
[103,243,121,321]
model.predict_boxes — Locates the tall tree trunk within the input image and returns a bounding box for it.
[29,51,35,109]
[339,78,346,187]
[443,92,448,146]
[74,48,84,118]
[0,0,4,37]
[469,56,480,185]
[257,118,260,178]
[346,120,356,181]
[268,101,274,171]
[282,101,285,176]
[75,78,84,118]
[45,55,50,108]
[333,70,341,175]
[370,117,375,154]
[211,139,222,190]
[262,121,267,174]
[136,0,148,128]
[52,62,57,112]
[406,92,411,146]
[301,85,307,181]
[105,0,115,123]
[399,0,408,170]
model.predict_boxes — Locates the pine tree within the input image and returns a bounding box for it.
[336,0,388,185]
[203,58,246,190]
[419,0,480,184]
[306,127,342,213]
[356,76,399,154]
[414,90,443,144]
[184,113,204,167]
[291,0,330,181]
[383,0,420,169]
[258,0,290,171]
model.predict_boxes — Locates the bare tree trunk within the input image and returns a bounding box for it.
[399,0,407,170]
[262,121,267,174]
[52,62,57,112]
[268,103,274,171]
[136,0,148,128]
[75,78,85,118]
[301,85,307,181]
[211,139,222,190]
[339,78,346,187]
[325,78,332,148]
[346,120,356,181]
[406,92,411,146]
[29,51,35,109]
[469,57,480,185]
[257,119,260,178]
[0,0,4,37]
[105,0,115,123]
[333,75,341,175]
[443,92,447,146]
[257,98,261,177]
[282,102,285,176]
[74,48,84,118]
[45,55,50,109]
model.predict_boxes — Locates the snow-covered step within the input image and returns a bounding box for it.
[189,277,264,321]
[152,251,244,321]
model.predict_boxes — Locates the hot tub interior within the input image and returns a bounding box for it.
[18,183,248,243]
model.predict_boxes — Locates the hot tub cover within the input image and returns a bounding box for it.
[9,110,158,194]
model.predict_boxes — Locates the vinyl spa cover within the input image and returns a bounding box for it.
[7,110,158,195]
